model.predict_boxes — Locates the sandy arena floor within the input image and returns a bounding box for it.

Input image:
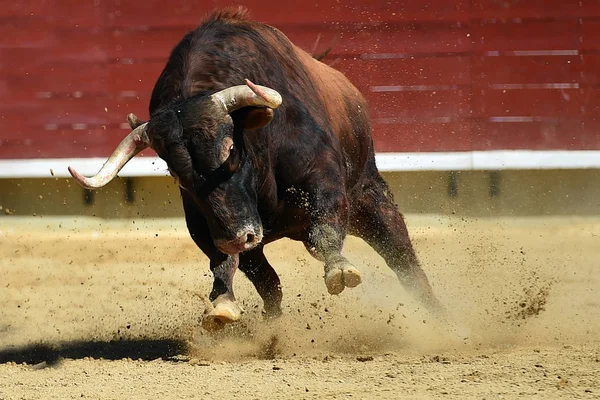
[0,214,599,399]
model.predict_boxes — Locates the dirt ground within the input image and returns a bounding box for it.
[0,214,599,399]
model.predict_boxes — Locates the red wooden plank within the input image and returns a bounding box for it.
[580,0,600,18]
[104,27,186,61]
[3,120,600,158]
[318,24,472,56]
[101,22,471,63]
[0,18,59,49]
[0,95,150,130]
[0,63,108,103]
[0,98,106,130]
[471,89,583,117]
[472,55,581,84]
[581,21,600,53]
[367,90,471,120]
[0,127,141,159]
[2,17,470,65]
[103,37,469,92]
[0,106,36,140]
[0,0,471,29]
[581,55,600,85]
[471,0,584,19]
[0,39,107,68]
[372,119,600,152]
[372,121,473,152]
[107,62,164,95]
[106,0,470,28]
[0,0,49,18]
[2,0,599,159]
[37,97,111,126]
[471,120,586,150]
[337,56,471,88]
[0,0,105,26]
[103,22,472,60]
[473,20,580,52]
[377,0,470,22]
[580,88,600,116]
[107,96,151,122]
[1,27,168,63]
[579,118,600,148]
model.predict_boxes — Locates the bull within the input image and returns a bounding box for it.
[69,8,444,331]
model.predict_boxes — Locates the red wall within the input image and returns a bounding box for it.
[1,0,600,159]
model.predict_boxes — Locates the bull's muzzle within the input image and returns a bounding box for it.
[214,226,263,255]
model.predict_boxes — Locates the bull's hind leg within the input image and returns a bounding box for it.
[349,174,445,314]
[239,246,283,318]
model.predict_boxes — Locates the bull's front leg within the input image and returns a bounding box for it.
[181,191,243,331]
[202,253,244,332]
[300,183,362,295]
[306,224,362,295]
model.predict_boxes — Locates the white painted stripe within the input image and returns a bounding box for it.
[375,152,473,171]
[361,53,413,60]
[1,151,599,178]
[484,50,579,57]
[374,116,454,124]
[119,90,139,98]
[470,150,600,170]
[489,83,579,90]
[371,84,458,92]
[510,50,579,56]
[376,151,600,171]
[488,116,560,123]
[71,123,88,130]
[0,158,169,179]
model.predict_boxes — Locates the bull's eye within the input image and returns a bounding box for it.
[229,143,236,157]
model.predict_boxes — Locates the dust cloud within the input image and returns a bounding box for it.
[2,215,595,363]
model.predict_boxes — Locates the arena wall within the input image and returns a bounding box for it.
[1,1,599,218]
[2,170,599,218]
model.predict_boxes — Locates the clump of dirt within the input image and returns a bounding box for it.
[258,334,280,360]
[506,283,552,320]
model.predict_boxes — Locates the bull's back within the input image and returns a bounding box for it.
[150,10,374,188]
[293,47,373,188]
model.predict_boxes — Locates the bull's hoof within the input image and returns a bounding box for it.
[262,306,283,320]
[325,269,345,295]
[342,266,362,288]
[201,296,243,332]
[324,263,362,295]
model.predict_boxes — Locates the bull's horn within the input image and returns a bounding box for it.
[211,79,282,114]
[68,118,150,189]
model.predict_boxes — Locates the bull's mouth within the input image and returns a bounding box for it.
[214,228,263,255]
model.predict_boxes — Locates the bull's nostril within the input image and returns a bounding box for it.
[246,233,256,244]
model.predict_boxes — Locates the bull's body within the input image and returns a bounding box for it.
[71,8,443,329]
[151,9,371,246]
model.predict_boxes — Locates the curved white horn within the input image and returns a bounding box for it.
[68,117,150,189]
[211,79,282,114]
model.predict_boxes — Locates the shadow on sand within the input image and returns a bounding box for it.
[0,339,188,366]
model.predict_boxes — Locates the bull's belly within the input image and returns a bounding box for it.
[260,206,311,244]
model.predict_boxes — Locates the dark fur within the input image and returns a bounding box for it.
[147,7,443,316]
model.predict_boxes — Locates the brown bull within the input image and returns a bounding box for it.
[70,8,444,330]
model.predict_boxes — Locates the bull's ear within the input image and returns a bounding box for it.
[231,107,275,130]
[127,113,147,129]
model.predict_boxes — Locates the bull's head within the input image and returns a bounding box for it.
[69,79,282,255]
